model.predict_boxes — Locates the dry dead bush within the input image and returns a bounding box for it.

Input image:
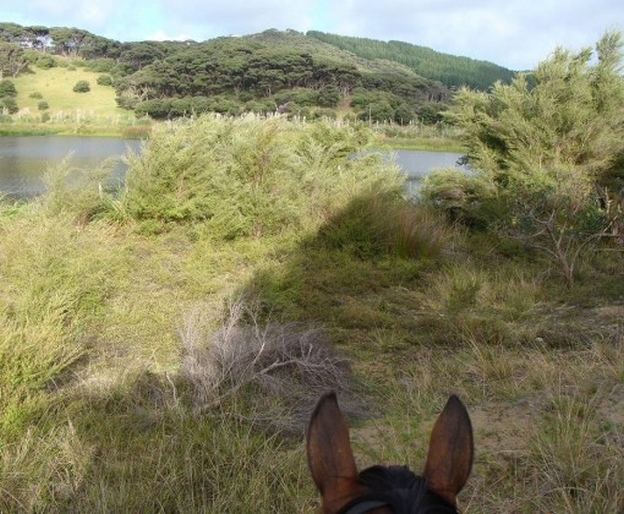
[180,299,359,435]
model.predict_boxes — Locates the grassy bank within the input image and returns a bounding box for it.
[12,64,125,118]
[0,116,622,512]
[2,62,147,138]
[371,123,467,152]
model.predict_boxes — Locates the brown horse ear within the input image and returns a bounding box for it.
[307,392,363,513]
[423,394,474,506]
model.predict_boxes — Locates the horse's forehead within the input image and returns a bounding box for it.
[359,465,421,488]
[354,466,457,513]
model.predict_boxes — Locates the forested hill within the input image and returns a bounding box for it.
[0,23,515,123]
[307,31,515,90]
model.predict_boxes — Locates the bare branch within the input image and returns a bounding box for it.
[179,298,360,435]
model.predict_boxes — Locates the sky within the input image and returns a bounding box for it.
[1,1,622,71]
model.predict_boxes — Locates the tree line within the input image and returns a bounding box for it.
[307,31,516,90]
[0,23,514,122]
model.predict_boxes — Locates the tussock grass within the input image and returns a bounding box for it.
[319,192,454,260]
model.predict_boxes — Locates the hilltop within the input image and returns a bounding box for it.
[1,23,516,124]
[306,30,515,89]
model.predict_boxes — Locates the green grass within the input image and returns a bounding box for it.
[376,135,466,152]
[5,62,142,136]
[0,117,622,512]
[371,123,467,152]
[13,65,124,117]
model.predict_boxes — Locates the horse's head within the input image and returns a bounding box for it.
[306,392,473,513]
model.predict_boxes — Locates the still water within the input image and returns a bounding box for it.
[391,149,466,196]
[0,136,465,199]
[0,136,142,199]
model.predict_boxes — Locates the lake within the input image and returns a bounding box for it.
[0,136,142,199]
[391,149,466,196]
[0,136,465,199]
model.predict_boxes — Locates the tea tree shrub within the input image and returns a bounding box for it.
[120,114,404,239]
[425,30,624,286]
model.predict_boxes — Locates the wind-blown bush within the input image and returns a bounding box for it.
[425,30,624,286]
[119,114,404,238]
[42,155,116,223]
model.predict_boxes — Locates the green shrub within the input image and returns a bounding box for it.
[316,86,340,108]
[96,74,113,86]
[357,101,394,123]
[245,99,274,114]
[118,115,403,239]
[1,97,18,114]
[42,155,112,221]
[134,99,172,119]
[72,80,90,93]
[85,58,115,73]
[421,168,499,229]
[443,30,624,287]
[0,80,17,97]
[29,91,43,99]
[310,108,336,120]
[35,54,57,69]
[394,103,415,125]
[38,101,49,111]
[115,92,139,110]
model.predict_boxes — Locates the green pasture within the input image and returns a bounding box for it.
[4,63,139,136]
[13,64,124,117]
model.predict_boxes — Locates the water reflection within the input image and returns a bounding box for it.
[374,149,467,197]
[0,136,141,199]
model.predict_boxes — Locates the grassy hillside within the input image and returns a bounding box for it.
[1,25,517,134]
[15,65,129,116]
[6,63,138,136]
[1,24,517,135]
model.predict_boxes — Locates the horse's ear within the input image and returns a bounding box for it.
[307,392,362,513]
[423,394,473,506]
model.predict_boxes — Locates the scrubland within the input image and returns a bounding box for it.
[0,116,622,513]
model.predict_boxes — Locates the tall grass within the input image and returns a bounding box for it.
[318,192,454,260]
[0,116,622,512]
